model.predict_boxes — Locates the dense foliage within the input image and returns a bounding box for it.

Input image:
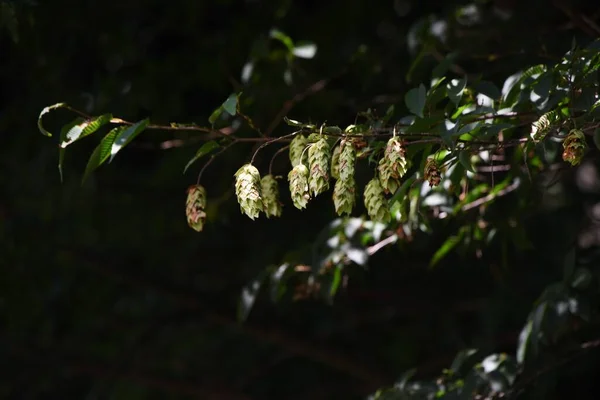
[4,0,600,398]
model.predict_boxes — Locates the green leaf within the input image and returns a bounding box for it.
[447,77,467,105]
[430,229,465,267]
[389,176,417,208]
[405,84,427,118]
[292,42,317,59]
[183,140,220,174]
[208,107,223,125]
[459,151,474,172]
[473,80,501,100]
[57,117,85,182]
[109,119,149,162]
[60,114,112,148]
[82,126,126,183]
[222,93,239,116]
[283,116,316,129]
[269,28,294,50]
[38,102,68,137]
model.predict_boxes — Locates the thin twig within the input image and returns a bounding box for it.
[197,140,239,184]
[265,79,329,137]
[250,131,301,164]
[269,145,290,175]
[461,178,521,211]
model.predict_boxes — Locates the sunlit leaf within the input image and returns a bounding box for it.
[447,77,467,105]
[109,119,149,162]
[292,42,317,59]
[60,114,112,148]
[57,117,85,182]
[38,102,68,137]
[82,126,126,183]
[183,140,221,174]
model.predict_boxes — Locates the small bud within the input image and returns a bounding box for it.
[261,174,283,218]
[186,185,207,231]
[364,178,391,223]
[289,134,308,167]
[562,129,587,166]
[288,164,311,209]
[234,163,264,220]
[308,135,331,196]
[378,138,408,194]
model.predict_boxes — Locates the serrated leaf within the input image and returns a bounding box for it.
[38,102,68,137]
[183,140,221,174]
[405,84,427,118]
[109,119,149,162]
[292,43,317,59]
[447,77,467,105]
[82,126,126,183]
[60,114,112,148]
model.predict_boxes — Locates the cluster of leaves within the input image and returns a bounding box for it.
[367,250,600,400]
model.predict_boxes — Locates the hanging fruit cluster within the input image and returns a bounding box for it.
[187,131,420,230]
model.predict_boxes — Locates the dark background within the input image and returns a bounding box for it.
[2,0,600,399]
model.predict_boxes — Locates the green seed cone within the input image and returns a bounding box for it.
[562,129,587,166]
[288,164,310,209]
[308,136,331,196]
[363,178,391,223]
[338,140,356,182]
[186,184,207,232]
[378,138,408,194]
[331,144,341,180]
[234,163,264,220]
[289,134,308,167]
[261,174,283,218]
[424,157,441,187]
[333,177,355,216]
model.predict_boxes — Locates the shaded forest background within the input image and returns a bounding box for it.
[2,0,600,399]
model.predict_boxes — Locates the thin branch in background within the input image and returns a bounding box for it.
[269,145,290,175]
[250,131,300,164]
[265,79,329,137]
[197,140,239,184]
[462,178,521,211]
